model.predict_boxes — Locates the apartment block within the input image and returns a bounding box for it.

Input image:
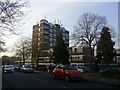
[32,19,69,64]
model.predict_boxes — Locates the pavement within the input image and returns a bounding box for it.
[34,70,120,87]
[84,74,120,87]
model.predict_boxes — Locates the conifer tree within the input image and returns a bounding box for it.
[96,27,115,70]
[53,33,69,65]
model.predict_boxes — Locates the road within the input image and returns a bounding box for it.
[2,71,118,89]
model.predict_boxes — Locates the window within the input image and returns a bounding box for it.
[56,66,63,69]
[54,29,56,33]
[63,37,65,41]
[69,48,72,52]
[54,34,56,37]
[54,43,56,46]
[38,43,40,46]
[38,38,40,41]
[50,38,53,42]
[50,43,53,47]
[50,34,53,38]
[65,34,69,39]
[50,24,53,28]
[44,30,49,34]
[65,66,77,70]
[62,29,65,33]
[50,29,53,33]
[75,48,77,52]
[63,33,65,37]
[38,33,40,36]
[39,28,41,32]
[44,33,49,37]
[54,39,56,42]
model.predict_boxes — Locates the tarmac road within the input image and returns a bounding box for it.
[2,71,118,89]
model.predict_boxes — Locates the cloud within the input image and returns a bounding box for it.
[29,0,119,2]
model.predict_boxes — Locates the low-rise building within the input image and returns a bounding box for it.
[116,49,120,63]
[69,46,91,63]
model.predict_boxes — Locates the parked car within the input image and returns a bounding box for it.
[20,64,33,73]
[52,65,83,82]
[14,64,23,71]
[71,63,89,73]
[47,64,56,74]
[2,65,14,73]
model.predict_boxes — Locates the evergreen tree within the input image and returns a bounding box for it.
[53,33,69,65]
[96,27,115,70]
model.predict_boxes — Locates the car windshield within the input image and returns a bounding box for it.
[65,65,78,70]
[4,65,13,68]
[71,64,77,66]
[78,65,84,69]
[71,64,85,69]
[24,65,32,68]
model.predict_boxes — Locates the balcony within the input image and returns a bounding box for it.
[44,35,49,39]
[44,31,49,35]
[44,26,49,30]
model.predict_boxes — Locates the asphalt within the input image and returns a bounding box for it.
[34,70,120,88]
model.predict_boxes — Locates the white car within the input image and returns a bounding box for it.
[3,65,14,73]
[71,63,86,73]
[20,64,33,73]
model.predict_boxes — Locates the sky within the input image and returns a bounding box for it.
[0,0,119,57]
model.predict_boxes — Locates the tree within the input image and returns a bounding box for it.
[1,55,21,65]
[0,0,28,52]
[13,36,32,64]
[96,27,115,70]
[0,39,5,52]
[71,13,106,72]
[9,56,21,64]
[53,33,69,65]
[2,55,11,65]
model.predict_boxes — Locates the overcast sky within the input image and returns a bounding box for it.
[0,0,119,57]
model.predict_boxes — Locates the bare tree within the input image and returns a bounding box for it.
[0,0,29,52]
[0,0,28,34]
[13,36,32,64]
[0,38,5,52]
[71,13,106,72]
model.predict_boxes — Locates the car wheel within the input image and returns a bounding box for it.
[52,74,56,79]
[65,75,69,82]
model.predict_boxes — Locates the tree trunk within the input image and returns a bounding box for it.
[23,46,25,65]
[94,59,99,72]
[89,46,92,72]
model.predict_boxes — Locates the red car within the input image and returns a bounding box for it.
[52,65,83,82]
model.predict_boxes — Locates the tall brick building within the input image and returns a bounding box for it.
[32,19,69,64]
